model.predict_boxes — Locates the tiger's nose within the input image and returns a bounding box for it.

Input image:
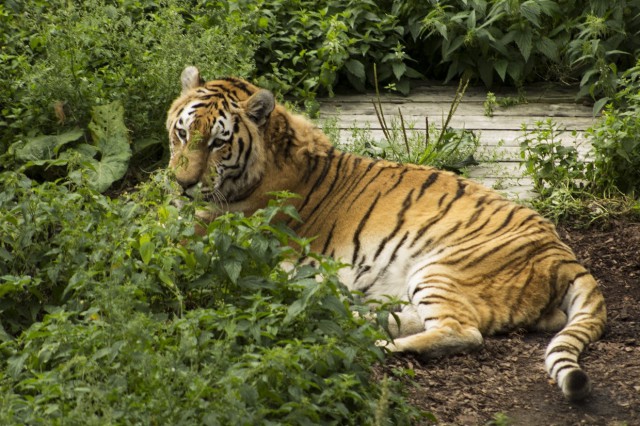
[175,177,199,193]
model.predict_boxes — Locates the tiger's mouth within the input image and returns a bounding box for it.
[183,182,217,202]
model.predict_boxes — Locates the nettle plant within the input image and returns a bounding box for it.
[0,171,425,424]
[247,0,421,100]
[519,65,640,223]
[394,0,640,99]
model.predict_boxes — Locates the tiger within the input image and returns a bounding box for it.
[166,66,606,401]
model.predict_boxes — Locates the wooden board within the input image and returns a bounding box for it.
[317,83,599,199]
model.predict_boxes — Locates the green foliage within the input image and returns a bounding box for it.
[1,0,256,177]
[484,92,498,117]
[486,412,513,426]
[239,0,421,100]
[0,171,425,424]
[519,119,588,197]
[519,111,640,224]
[5,102,132,192]
[340,77,479,173]
[394,0,640,99]
[587,61,640,196]
[569,1,640,102]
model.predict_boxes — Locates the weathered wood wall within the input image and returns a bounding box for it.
[318,83,598,199]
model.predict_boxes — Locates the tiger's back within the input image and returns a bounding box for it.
[166,66,606,401]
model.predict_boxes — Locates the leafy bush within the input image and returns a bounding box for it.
[0,0,256,176]
[0,171,424,424]
[4,102,132,192]
[519,119,588,196]
[394,0,640,98]
[519,69,640,223]
[239,0,421,100]
[587,61,640,196]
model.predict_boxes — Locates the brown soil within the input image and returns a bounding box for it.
[382,221,640,425]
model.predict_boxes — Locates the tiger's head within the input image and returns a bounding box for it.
[166,66,276,203]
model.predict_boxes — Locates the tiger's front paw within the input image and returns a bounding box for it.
[375,339,401,352]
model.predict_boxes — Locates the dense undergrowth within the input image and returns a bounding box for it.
[0,172,425,424]
[518,61,640,224]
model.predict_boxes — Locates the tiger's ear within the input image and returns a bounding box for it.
[244,90,275,126]
[180,66,202,94]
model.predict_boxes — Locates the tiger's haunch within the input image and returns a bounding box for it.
[166,66,607,401]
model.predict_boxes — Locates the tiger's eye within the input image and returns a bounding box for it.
[177,129,187,139]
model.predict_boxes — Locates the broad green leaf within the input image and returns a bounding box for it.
[478,60,493,87]
[284,299,305,325]
[514,26,533,62]
[344,59,365,80]
[520,1,541,27]
[537,37,559,62]
[7,352,28,379]
[391,62,407,81]
[394,78,411,95]
[538,0,561,17]
[224,260,242,284]
[133,137,161,154]
[15,128,84,162]
[494,59,509,81]
[139,234,154,265]
[443,35,465,59]
[507,61,524,83]
[592,97,610,115]
[434,21,448,40]
[466,10,476,29]
[86,101,132,192]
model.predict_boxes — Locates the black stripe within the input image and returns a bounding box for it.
[558,328,591,345]
[321,222,337,255]
[373,189,413,260]
[352,192,381,264]
[297,147,336,214]
[552,363,580,378]
[417,172,439,199]
[550,357,579,369]
[546,343,581,355]
[303,152,347,220]
[351,165,386,204]
[383,169,408,195]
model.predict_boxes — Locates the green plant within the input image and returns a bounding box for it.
[519,115,640,224]
[393,0,640,101]
[4,102,132,192]
[486,412,513,426]
[396,0,571,87]
[0,171,426,424]
[568,1,640,104]
[365,76,479,172]
[484,91,498,117]
[1,0,256,180]
[519,119,589,196]
[587,62,640,196]
[244,0,421,100]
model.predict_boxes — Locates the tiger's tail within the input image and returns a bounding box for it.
[544,271,606,401]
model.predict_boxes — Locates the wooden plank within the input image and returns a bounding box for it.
[325,82,584,103]
[325,114,596,131]
[319,101,595,118]
[317,83,594,200]
[324,127,592,148]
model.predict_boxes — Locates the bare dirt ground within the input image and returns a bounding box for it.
[381,221,640,425]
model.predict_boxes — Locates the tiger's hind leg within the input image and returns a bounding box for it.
[532,308,567,333]
[381,269,484,359]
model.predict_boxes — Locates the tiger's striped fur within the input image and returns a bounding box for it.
[166,66,606,401]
